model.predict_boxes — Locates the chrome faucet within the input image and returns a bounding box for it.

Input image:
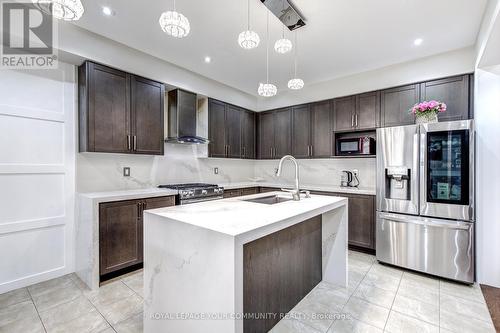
[275,155,301,201]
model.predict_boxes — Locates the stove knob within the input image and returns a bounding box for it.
[189,190,194,197]
[201,190,208,195]
[181,190,188,196]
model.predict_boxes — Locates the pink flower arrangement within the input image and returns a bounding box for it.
[410,100,447,115]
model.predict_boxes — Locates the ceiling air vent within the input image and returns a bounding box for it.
[261,0,305,31]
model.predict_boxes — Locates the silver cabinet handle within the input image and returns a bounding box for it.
[270,147,273,158]
[355,114,358,128]
[127,135,131,150]
[133,135,137,151]
[351,114,355,127]
[310,145,313,157]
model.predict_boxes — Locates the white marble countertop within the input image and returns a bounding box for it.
[146,191,347,237]
[219,181,376,196]
[78,188,178,202]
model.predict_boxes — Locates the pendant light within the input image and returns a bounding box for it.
[238,0,260,49]
[288,31,304,90]
[159,0,190,38]
[274,0,292,54]
[32,0,84,21]
[258,11,277,97]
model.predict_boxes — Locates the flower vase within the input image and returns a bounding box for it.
[416,112,438,124]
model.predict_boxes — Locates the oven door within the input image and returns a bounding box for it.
[420,120,474,221]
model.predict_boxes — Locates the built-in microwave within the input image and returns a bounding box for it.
[336,136,375,156]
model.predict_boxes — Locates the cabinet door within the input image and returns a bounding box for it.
[99,200,142,275]
[241,110,256,159]
[356,91,380,130]
[381,84,419,127]
[131,76,165,155]
[223,189,243,198]
[346,194,375,250]
[292,104,311,158]
[420,75,470,122]
[258,112,274,159]
[88,63,131,153]
[311,101,333,158]
[226,105,242,158]
[333,96,356,132]
[208,99,227,157]
[143,196,175,210]
[241,187,259,196]
[274,108,292,158]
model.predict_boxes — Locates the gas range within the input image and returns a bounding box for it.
[158,183,224,205]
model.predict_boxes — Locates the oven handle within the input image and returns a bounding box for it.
[378,212,472,230]
[180,196,224,205]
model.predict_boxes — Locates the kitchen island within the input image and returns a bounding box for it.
[143,192,348,333]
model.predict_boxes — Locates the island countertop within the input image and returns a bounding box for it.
[145,191,347,238]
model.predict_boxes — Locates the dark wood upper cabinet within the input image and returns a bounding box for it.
[99,196,174,279]
[226,105,242,158]
[356,91,380,130]
[208,99,227,158]
[420,75,471,122]
[79,61,164,155]
[241,110,256,159]
[131,76,165,155]
[258,111,275,159]
[333,96,356,132]
[311,100,333,158]
[381,84,419,127]
[274,108,292,158]
[292,104,312,158]
[208,99,256,159]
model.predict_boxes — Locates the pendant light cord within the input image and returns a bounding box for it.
[266,11,269,83]
[294,30,298,77]
[173,0,176,11]
[247,0,250,30]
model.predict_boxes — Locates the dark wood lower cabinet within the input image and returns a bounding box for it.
[99,196,175,279]
[311,191,375,251]
[244,215,322,333]
[222,187,259,198]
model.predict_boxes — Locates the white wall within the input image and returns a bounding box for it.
[0,63,76,293]
[474,68,500,288]
[257,47,476,111]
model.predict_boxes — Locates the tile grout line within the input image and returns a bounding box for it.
[382,268,402,332]
[26,287,48,333]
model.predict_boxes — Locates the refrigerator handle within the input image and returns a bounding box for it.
[412,131,420,212]
[378,212,471,230]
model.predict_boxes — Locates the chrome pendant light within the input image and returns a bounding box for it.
[274,0,292,54]
[238,0,260,49]
[32,0,84,21]
[258,11,277,97]
[159,0,190,38]
[288,31,304,90]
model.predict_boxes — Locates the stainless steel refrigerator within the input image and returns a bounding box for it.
[376,120,474,283]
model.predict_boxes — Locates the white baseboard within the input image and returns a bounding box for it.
[0,266,70,294]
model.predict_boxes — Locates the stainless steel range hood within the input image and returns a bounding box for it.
[165,89,209,145]
[261,0,305,30]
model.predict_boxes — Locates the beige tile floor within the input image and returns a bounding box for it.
[0,251,495,333]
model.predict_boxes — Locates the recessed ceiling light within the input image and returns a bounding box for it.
[414,38,423,46]
[102,6,113,16]
[204,56,211,63]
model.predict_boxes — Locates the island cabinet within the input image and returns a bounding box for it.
[99,196,174,279]
[208,99,255,159]
[333,92,380,132]
[79,61,165,155]
[257,108,292,159]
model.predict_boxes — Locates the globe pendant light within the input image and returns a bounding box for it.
[159,0,190,38]
[238,0,260,49]
[258,11,277,97]
[32,0,84,21]
[288,31,304,90]
[274,1,292,54]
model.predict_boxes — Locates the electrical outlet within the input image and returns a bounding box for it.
[352,169,359,176]
[214,167,219,175]
[123,167,130,177]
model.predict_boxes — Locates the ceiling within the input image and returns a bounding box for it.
[74,0,488,96]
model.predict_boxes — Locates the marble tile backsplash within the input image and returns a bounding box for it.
[76,145,376,192]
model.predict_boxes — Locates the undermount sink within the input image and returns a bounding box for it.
[241,195,293,205]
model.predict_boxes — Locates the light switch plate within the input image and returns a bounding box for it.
[123,167,130,177]
[214,167,218,175]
